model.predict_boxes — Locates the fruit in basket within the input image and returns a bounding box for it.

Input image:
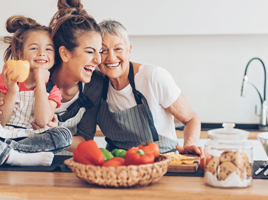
[124,148,155,165]
[73,140,104,166]
[138,142,160,159]
[102,157,125,167]
[6,60,30,82]
[100,148,114,161]
[73,148,94,165]
[111,149,127,158]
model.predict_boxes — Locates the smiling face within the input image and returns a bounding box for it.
[99,34,132,82]
[66,31,102,83]
[19,30,54,71]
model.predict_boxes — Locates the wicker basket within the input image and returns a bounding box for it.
[64,154,173,188]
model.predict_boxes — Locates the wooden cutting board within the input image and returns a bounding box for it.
[168,163,199,173]
[167,154,200,173]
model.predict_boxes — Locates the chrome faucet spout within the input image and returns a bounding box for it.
[242,57,266,100]
[240,57,267,129]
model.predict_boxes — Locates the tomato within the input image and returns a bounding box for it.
[102,157,125,167]
[200,155,212,172]
[138,142,160,159]
[6,60,30,82]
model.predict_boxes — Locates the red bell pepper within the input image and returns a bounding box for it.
[138,142,160,159]
[73,140,104,166]
[102,157,125,167]
[124,148,155,166]
[73,148,94,165]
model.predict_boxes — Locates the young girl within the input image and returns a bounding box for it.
[0,15,72,166]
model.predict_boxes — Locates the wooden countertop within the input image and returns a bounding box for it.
[95,128,261,140]
[0,171,267,200]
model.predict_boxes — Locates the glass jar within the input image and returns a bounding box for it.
[204,123,253,188]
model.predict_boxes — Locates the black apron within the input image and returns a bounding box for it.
[97,62,159,151]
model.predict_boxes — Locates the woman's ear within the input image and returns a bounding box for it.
[17,50,23,60]
[59,46,70,62]
[129,44,133,54]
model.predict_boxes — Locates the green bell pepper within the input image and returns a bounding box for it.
[100,148,114,161]
[111,149,127,158]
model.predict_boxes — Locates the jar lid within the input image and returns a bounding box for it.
[208,123,249,139]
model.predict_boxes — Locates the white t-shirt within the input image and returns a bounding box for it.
[107,63,181,141]
[55,91,79,115]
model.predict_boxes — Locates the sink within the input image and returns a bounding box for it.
[175,123,261,131]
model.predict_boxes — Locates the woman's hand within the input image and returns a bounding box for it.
[176,145,204,158]
[32,114,59,130]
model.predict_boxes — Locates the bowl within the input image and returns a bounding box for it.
[257,132,268,155]
[64,154,173,188]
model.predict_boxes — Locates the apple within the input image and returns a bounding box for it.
[200,155,212,172]
[6,60,30,82]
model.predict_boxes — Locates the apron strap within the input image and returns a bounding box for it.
[102,61,159,144]
[66,82,94,111]
[129,62,159,141]
[46,80,55,93]
[128,62,142,104]
[57,82,94,122]
[102,76,110,100]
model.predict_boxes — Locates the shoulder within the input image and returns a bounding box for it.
[83,70,104,96]
[138,63,171,80]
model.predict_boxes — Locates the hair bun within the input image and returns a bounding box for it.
[6,16,36,33]
[57,0,83,12]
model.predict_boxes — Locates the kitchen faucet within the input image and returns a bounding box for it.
[241,57,268,131]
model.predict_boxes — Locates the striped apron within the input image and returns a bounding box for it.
[97,62,160,151]
[0,80,55,139]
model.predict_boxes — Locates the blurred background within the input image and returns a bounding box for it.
[1,0,268,124]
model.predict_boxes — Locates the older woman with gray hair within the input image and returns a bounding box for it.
[97,20,203,156]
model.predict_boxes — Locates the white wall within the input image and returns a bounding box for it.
[129,34,268,124]
[0,0,268,124]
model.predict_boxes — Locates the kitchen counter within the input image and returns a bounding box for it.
[95,128,261,140]
[0,171,267,200]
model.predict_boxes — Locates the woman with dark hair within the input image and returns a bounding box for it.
[0,0,103,160]
[25,0,104,153]
[45,0,103,152]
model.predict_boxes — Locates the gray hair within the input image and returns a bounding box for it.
[98,19,130,46]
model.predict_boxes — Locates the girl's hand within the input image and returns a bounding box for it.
[2,64,20,94]
[31,114,59,129]
[33,68,50,84]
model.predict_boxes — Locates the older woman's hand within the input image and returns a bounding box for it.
[176,144,204,158]
[32,114,59,130]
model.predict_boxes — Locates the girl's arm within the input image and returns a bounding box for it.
[34,68,56,128]
[0,64,20,126]
[0,91,17,126]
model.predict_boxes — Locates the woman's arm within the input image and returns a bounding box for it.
[166,94,203,156]
[66,136,85,152]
